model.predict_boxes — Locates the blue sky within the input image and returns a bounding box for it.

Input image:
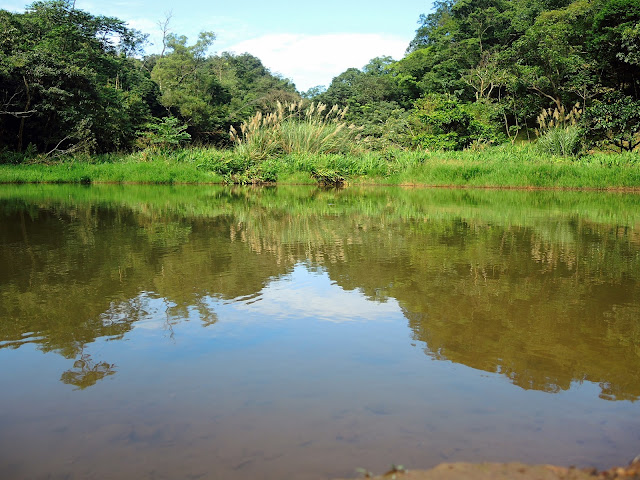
[2,0,432,91]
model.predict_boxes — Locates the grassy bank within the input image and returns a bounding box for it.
[1,145,639,189]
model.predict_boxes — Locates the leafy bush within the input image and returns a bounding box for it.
[345,101,413,150]
[0,145,36,164]
[584,93,640,152]
[410,95,503,151]
[137,117,191,151]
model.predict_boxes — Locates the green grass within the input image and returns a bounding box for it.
[0,151,225,184]
[1,144,639,189]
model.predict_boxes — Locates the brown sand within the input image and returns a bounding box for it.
[336,458,640,480]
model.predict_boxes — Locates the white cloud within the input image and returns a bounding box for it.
[222,32,409,92]
[124,17,163,51]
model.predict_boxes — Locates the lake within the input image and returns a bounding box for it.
[1,184,639,480]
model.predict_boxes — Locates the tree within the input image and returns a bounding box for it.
[589,0,640,95]
[150,31,230,139]
[209,52,298,120]
[137,115,191,150]
[584,92,640,151]
[0,0,155,154]
[619,22,640,66]
[509,0,594,111]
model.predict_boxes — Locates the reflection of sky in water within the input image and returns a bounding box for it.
[224,263,401,323]
[133,263,402,333]
[2,186,640,480]
[2,262,640,479]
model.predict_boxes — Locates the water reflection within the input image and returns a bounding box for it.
[60,350,116,390]
[230,263,401,323]
[2,185,640,479]
[0,185,639,402]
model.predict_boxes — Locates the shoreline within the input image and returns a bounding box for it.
[335,458,640,480]
[3,180,640,193]
[1,146,639,190]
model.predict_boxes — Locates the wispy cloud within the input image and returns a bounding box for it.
[222,33,409,91]
[4,0,411,92]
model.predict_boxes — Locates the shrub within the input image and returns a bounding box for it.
[346,101,412,150]
[583,93,640,152]
[410,94,503,151]
[137,116,191,151]
[536,126,582,156]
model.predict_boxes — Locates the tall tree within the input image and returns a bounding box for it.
[150,31,231,139]
[209,52,298,121]
[0,0,154,154]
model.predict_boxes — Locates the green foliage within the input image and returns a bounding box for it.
[410,94,502,150]
[584,93,640,152]
[619,22,640,65]
[2,0,640,159]
[510,0,593,108]
[210,52,299,121]
[392,0,640,147]
[590,0,640,92]
[536,125,582,156]
[0,1,153,154]
[310,167,345,185]
[149,47,299,145]
[150,31,230,139]
[318,57,407,107]
[137,116,191,150]
[313,57,413,150]
[534,103,583,156]
[2,144,640,188]
[352,101,412,150]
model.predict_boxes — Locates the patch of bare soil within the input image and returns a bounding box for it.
[336,458,640,480]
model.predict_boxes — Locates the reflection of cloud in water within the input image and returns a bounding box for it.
[125,264,401,332]
[229,263,401,323]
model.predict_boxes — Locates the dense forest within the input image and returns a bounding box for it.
[1,0,639,161]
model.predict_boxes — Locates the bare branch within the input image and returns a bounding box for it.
[43,135,92,158]
[45,136,72,156]
[158,11,173,58]
[0,109,37,118]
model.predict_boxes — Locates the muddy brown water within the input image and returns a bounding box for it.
[1,185,639,480]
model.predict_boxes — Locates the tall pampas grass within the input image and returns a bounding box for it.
[230,101,361,160]
[535,103,583,156]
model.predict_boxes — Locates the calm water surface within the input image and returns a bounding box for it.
[1,184,639,480]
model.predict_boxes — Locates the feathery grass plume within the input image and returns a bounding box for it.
[535,103,583,156]
[535,103,582,137]
[230,100,360,161]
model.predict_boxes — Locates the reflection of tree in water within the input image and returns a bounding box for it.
[1,186,640,397]
[60,350,116,390]
[326,220,640,401]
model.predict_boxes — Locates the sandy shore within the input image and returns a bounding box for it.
[335,458,640,480]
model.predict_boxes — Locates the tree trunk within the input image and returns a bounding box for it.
[17,76,31,152]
